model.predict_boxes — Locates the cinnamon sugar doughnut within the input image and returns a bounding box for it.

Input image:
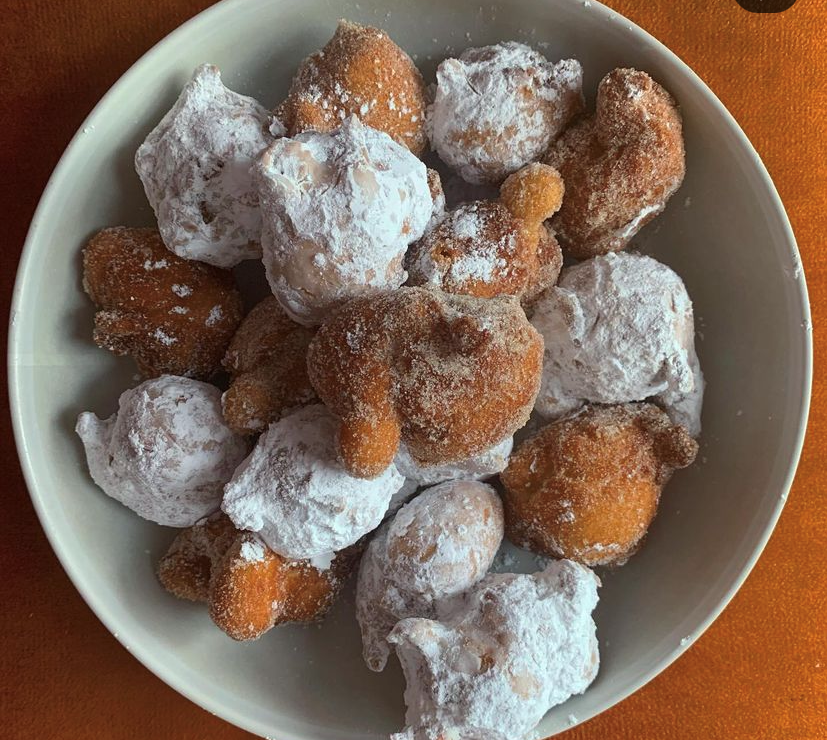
[501,403,698,567]
[546,68,686,259]
[135,64,282,267]
[221,296,316,435]
[255,116,432,325]
[407,163,564,302]
[356,480,503,671]
[429,42,583,184]
[158,513,359,640]
[306,287,544,478]
[388,560,600,740]
[75,376,249,527]
[278,21,428,155]
[83,227,243,379]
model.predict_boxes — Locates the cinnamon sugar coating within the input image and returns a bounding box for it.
[83,227,243,379]
[501,403,698,567]
[158,513,360,640]
[546,68,686,259]
[407,163,564,303]
[278,21,428,155]
[307,287,544,478]
[221,296,316,435]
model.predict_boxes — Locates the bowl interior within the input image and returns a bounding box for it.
[9,0,810,738]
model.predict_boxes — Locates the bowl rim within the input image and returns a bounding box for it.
[7,0,813,736]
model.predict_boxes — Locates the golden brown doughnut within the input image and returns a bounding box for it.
[83,227,243,378]
[278,20,428,155]
[307,287,543,478]
[407,163,563,302]
[157,513,359,640]
[221,295,317,435]
[545,68,686,259]
[500,403,698,566]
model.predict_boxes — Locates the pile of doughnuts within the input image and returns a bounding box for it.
[74,19,703,740]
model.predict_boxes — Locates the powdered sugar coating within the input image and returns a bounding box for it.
[429,42,583,184]
[394,436,513,487]
[75,376,249,527]
[531,252,704,436]
[135,64,282,268]
[356,480,503,671]
[255,117,432,325]
[389,560,600,740]
[222,404,404,559]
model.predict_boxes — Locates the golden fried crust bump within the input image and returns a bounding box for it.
[83,227,243,378]
[406,164,563,303]
[157,513,360,640]
[500,403,697,567]
[307,287,544,478]
[545,68,686,260]
[278,20,428,155]
[221,296,317,435]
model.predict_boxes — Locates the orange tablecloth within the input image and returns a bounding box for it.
[2,1,825,738]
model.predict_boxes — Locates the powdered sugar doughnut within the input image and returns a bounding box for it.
[221,404,404,561]
[135,64,283,268]
[388,560,600,740]
[545,68,686,259]
[255,117,432,325]
[394,436,513,488]
[75,376,249,527]
[531,252,704,436]
[429,42,583,184]
[356,480,503,671]
[278,20,428,155]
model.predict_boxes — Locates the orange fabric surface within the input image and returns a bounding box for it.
[1,0,825,738]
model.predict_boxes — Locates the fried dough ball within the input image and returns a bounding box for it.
[135,64,283,268]
[501,403,698,567]
[531,252,704,436]
[356,480,504,671]
[307,287,544,478]
[278,20,428,155]
[388,560,599,740]
[82,227,243,379]
[545,68,686,259]
[75,376,249,527]
[222,405,404,560]
[158,513,359,640]
[429,42,584,184]
[407,163,564,302]
[221,296,316,435]
[255,117,432,325]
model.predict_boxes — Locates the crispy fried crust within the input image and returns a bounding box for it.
[221,296,317,435]
[500,403,698,567]
[278,21,428,155]
[307,287,543,478]
[83,227,243,378]
[158,513,360,640]
[546,68,685,259]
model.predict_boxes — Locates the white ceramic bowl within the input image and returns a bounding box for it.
[9,0,811,737]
